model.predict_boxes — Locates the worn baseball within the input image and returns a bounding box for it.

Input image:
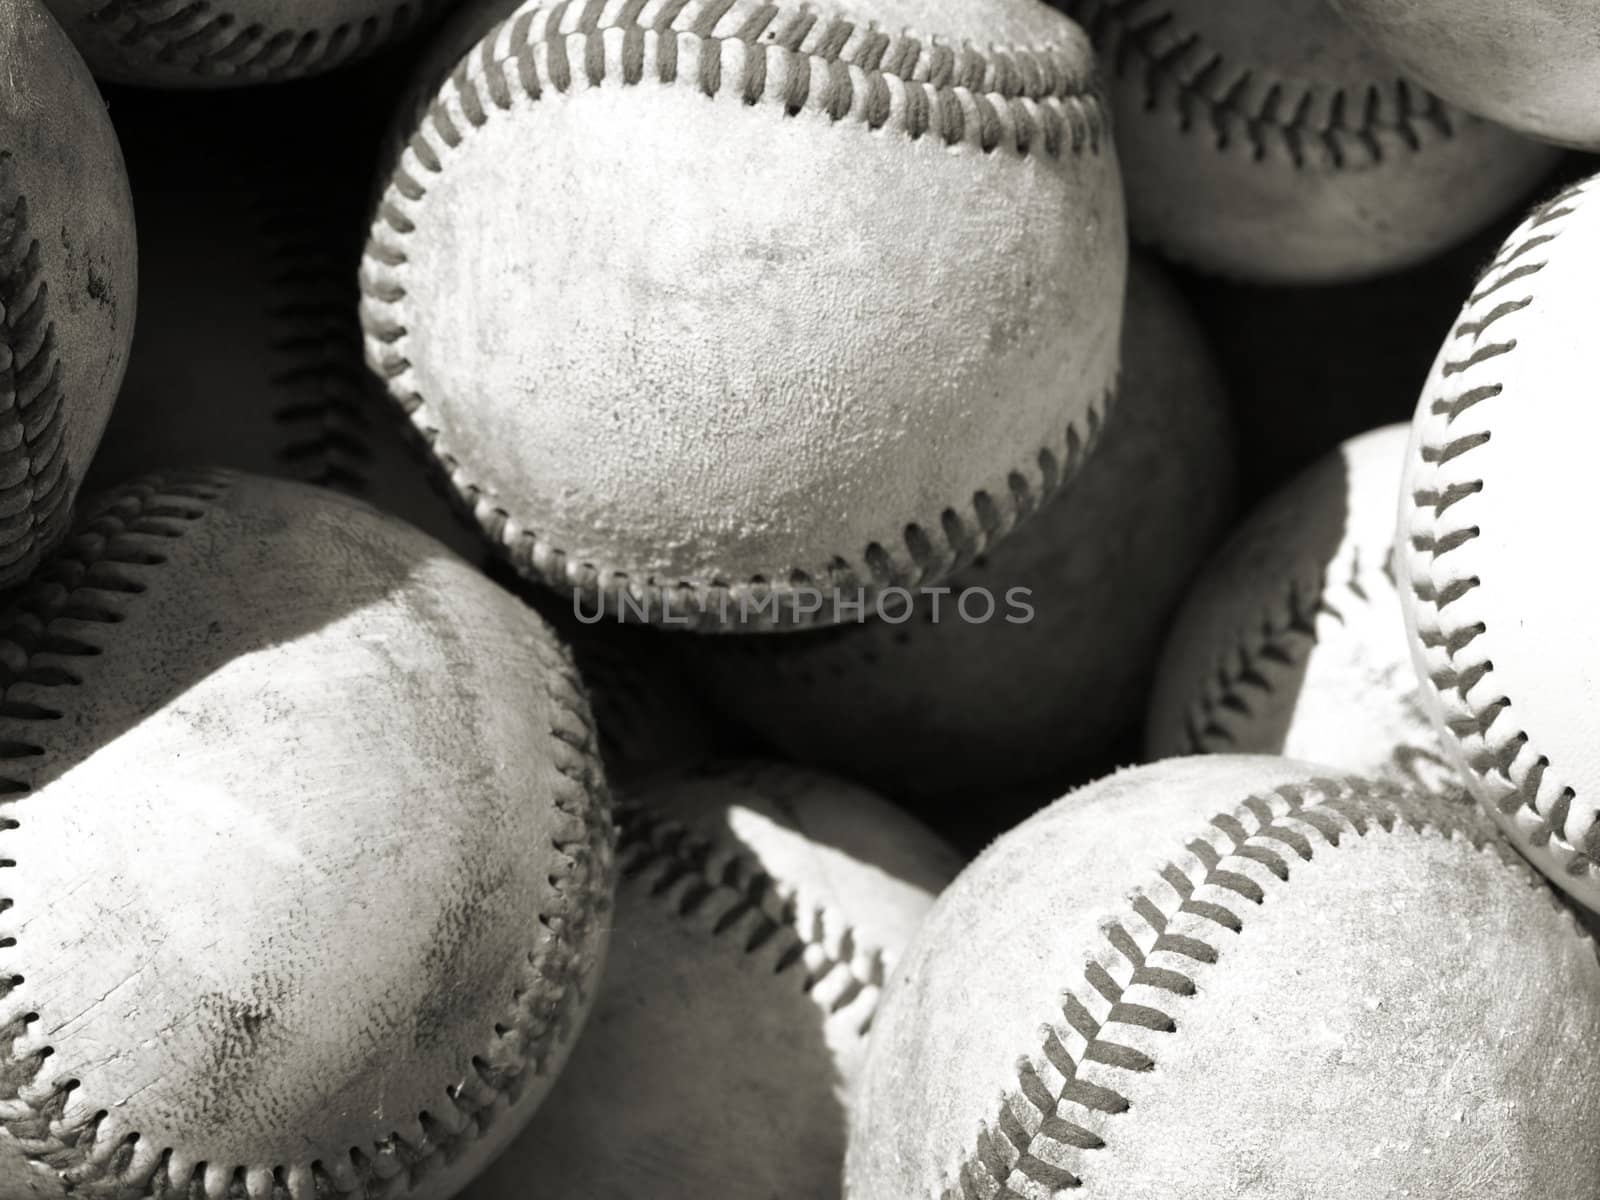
[40,0,448,87]
[88,92,482,563]
[0,470,614,1199]
[1149,425,1454,792]
[361,0,1125,629]
[680,257,1234,802]
[847,756,1600,1198]
[1328,0,1600,150]
[1053,0,1560,282]
[0,0,136,588]
[1399,174,1600,912]
[462,760,961,1199]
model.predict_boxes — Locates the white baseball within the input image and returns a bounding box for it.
[0,470,613,1200]
[462,760,961,1199]
[1149,424,1455,792]
[847,756,1600,1198]
[0,0,137,588]
[1054,0,1560,281]
[1399,172,1600,911]
[361,0,1125,629]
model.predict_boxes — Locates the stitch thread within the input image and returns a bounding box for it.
[83,0,447,82]
[950,777,1552,1197]
[1404,177,1595,873]
[1056,0,1458,169]
[257,186,376,493]
[0,471,614,1200]
[615,763,890,1034]
[0,156,73,586]
[1172,549,1451,788]
[360,0,1114,629]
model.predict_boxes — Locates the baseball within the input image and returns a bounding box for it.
[361,0,1125,629]
[462,760,961,1199]
[1149,424,1455,792]
[679,255,1234,803]
[1399,172,1600,913]
[847,756,1600,1198]
[0,0,136,589]
[1327,0,1600,150]
[1054,0,1561,282]
[87,92,482,563]
[0,470,614,1199]
[39,0,447,87]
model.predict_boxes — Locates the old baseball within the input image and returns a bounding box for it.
[1149,424,1454,792]
[1054,0,1560,281]
[1328,0,1600,149]
[679,256,1234,802]
[847,756,1600,1198]
[361,0,1125,629]
[1399,173,1600,912]
[0,0,136,589]
[88,91,482,563]
[40,0,448,87]
[0,470,613,1199]
[462,760,961,1199]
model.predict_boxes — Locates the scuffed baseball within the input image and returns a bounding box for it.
[1399,173,1600,912]
[88,91,482,563]
[1328,0,1600,150]
[1149,424,1454,792]
[0,0,136,588]
[0,471,613,1200]
[1054,0,1559,282]
[678,256,1235,802]
[847,756,1600,1198]
[41,0,448,87]
[362,0,1125,629]
[462,760,961,1199]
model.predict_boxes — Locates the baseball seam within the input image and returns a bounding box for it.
[0,471,615,1200]
[0,159,73,587]
[616,766,889,1035]
[83,0,444,82]
[359,0,1114,630]
[1402,177,1594,873]
[1169,550,1450,786]
[949,777,1547,1198]
[1058,0,1458,169]
[258,187,377,493]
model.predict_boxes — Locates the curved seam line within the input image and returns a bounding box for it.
[0,159,72,584]
[83,0,444,79]
[1060,0,1460,169]
[1403,177,1591,870]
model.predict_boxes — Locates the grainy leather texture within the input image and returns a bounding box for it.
[1148,424,1454,792]
[463,760,961,1199]
[1053,0,1560,282]
[40,0,449,86]
[87,97,483,563]
[846,756,1600,1199]
[1328,0,1600,150]
[362,0,1126,629]
[679,257,1233,801]
[1399,173,1600,913]
[0,0,135,588]
[0,471,614,1200]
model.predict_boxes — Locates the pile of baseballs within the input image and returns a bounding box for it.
[1,0,1598,1195]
